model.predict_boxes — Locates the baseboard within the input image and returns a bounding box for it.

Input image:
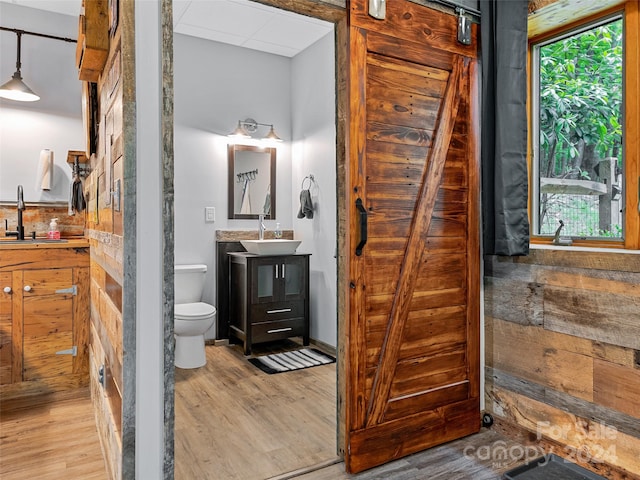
[309,338,336,357]
[265,457,342,480]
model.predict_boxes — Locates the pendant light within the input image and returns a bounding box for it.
[0,31,40,102]
[263,125,283,142]
[228,120,251,139]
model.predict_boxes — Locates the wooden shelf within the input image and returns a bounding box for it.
[67,150,88,164]
[76,0,109,82]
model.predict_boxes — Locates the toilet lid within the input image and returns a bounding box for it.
[175,302,216,320]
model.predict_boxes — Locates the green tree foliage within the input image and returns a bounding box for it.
[538,19,623,179]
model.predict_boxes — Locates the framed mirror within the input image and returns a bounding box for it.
[228,144,276,219]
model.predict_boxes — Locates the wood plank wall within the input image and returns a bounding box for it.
[0,204,85,238]
[484,249,640,478]
[83,2,125,478]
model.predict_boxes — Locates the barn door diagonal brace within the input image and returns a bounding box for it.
[365,57,466,427]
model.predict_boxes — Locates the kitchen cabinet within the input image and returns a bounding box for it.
[0,241,90,400]
[229,252,310,355]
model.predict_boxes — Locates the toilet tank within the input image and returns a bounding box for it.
[174,264,207,304]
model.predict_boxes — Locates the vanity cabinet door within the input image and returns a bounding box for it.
[248,255,308,304]
[280,256,308,302]
[21,269,75,381]
[250,257,279,304]
[0,272,13,384]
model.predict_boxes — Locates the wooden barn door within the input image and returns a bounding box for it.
[346,0,480,473]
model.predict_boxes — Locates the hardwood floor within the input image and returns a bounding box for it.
[0,389,107,480]
[174,341,338,480]
[1,343,532,480]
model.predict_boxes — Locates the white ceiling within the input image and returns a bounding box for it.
[0,0,333,57]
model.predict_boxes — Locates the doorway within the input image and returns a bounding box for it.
[171,1,347,478]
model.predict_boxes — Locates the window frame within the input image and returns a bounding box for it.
[528,0,639,250]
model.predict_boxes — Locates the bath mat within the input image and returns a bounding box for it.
[503,454,605,480]
[249,348,335,374]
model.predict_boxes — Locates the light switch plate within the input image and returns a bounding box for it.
[205,207,215,223]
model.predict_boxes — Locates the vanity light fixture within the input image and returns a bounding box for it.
[0,31,39,102]
[228,118,283,142]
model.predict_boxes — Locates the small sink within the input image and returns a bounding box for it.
[241,239,301,255]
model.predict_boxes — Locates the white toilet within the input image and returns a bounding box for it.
[174,264,217,369]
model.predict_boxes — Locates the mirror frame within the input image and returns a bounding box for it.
[227,144,276,219]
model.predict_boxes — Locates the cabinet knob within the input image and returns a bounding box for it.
[3,286,11,294]
[23,285,32,292]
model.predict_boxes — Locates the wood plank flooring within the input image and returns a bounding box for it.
[295,429,531,480]
[0,389,107,480]
[2,342,533,480]
[175,341,338,480]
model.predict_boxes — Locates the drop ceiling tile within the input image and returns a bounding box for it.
[179,0,273,39]
[173,0,191,27]
[251,14,333,53]
[227,0,278,14]
[242,39,298,58]
[175,24,245,47]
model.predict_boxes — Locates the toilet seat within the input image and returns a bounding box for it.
[175,302,216,320]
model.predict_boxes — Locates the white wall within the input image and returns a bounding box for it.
[174,31,337,347]
[291,33,337,348]
[173,34,293,339]
[134,1,164,476]
[0,4,83,203]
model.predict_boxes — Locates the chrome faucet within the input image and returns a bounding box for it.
[258,214,266,240]
[5,185,25,240]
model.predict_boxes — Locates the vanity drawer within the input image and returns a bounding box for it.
[250,300,305,323]
[252,317,306,343]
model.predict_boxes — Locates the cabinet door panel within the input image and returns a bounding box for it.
[256,263,275,300]
[0,272,12,384]
[22,276,74,381]
[281,256,308,301]
[23,269,74,296]
[249,257,279,303]
[23,331,74,380]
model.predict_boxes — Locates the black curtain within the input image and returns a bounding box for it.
[480,0,530,256]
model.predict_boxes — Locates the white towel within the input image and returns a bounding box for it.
[35,149,53,190]
[240,179,252,214]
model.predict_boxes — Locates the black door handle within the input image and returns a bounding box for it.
[355,198,368,256]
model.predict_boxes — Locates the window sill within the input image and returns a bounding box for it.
[529,243,640,255]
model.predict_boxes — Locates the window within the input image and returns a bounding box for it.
[530,2,639,249]
[533,16,623,241]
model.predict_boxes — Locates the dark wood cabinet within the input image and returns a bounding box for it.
[228,252,310,355]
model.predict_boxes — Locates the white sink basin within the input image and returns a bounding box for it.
[241,239,301,255]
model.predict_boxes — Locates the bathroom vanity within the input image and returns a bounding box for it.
[0,240,90,400]
[228,252,310,355]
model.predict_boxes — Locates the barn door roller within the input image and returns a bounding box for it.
[456,8,471,45]
[369,0,386,20]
